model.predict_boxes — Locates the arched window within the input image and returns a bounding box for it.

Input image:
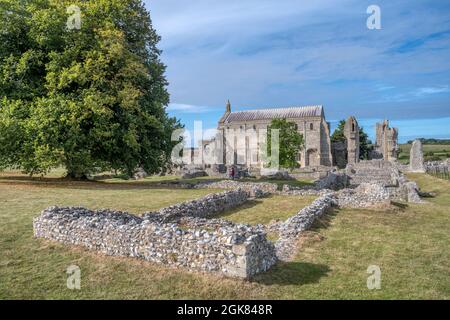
[310,123,314,130]
[352,123,355,132]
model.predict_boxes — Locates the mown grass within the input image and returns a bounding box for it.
[0,170,449,299]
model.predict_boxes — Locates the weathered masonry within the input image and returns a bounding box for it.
[372,119,399,161]
[205,102,333,168]
[185,102,399,171]
[33,190,277,279]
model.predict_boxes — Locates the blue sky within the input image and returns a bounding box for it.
[145,0,450,143]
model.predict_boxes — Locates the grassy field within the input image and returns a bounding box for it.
[399,144,450,163]
[0,170,449,299]
[218,195,316,225]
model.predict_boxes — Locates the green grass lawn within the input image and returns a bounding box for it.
[218,195,316,225]
[0,170,449,299]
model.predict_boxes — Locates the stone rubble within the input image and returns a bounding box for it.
[314,171,349,190]
[181,170,208,179]
[280,184,334,196]
[336,183,391,208]
[133,167,148,180]
[195,180,278,197]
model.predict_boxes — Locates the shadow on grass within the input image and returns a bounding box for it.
[390,201,408,210]
[240,178,314,190]
[307,208,338,231]
[252,261,330,286]
[0,174,222,191]
[0,171,312,193]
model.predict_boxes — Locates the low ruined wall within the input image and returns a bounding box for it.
[196,180,279,196]
[290,166,332,180]
[278,194,337,238]
[273,193,337,260]
[145,189,250,222]
[33,206,277,278]
[279,185,333,196]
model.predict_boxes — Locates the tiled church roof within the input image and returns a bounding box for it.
[222,105,323,123]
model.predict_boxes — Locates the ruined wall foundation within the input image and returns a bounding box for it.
[33,191,277,279]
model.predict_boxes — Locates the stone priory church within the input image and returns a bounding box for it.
[185,101,398,169]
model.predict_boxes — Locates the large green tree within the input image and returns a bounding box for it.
[0,0,181,178]
[265,118,304,169]
[331,120,373,160]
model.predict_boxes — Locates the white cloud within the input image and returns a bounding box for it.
[167,103,216,114]
[415,86,450,96]
[146,0,450,120]
[369,85,450,103]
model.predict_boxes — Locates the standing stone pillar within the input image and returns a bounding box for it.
[409,140,426,172]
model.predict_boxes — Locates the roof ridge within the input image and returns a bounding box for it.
[222,105,323,124]
[230,105,322,114]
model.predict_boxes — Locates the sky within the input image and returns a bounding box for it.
[145,0,450,143]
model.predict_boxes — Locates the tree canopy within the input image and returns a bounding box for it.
[265,118,304,169]
[0,0,181,178]
[330,120,347,143]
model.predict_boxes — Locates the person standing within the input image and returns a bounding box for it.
[230,166,235,180]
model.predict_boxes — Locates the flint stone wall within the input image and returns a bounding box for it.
[273,194,337,260]
[196,180,279,197]
[144,190,249,222]
[280,184,333,196]
[337,183,391,207]
[278,194,337,239]
[33,206,277,279]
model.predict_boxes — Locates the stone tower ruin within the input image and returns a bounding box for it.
[344,116,360,164]
[373,120,399,161]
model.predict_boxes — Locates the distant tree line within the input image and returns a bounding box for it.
[406,138,450,145]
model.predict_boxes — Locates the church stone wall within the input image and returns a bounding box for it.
[210,103,339,169]
[218,116,329,168]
